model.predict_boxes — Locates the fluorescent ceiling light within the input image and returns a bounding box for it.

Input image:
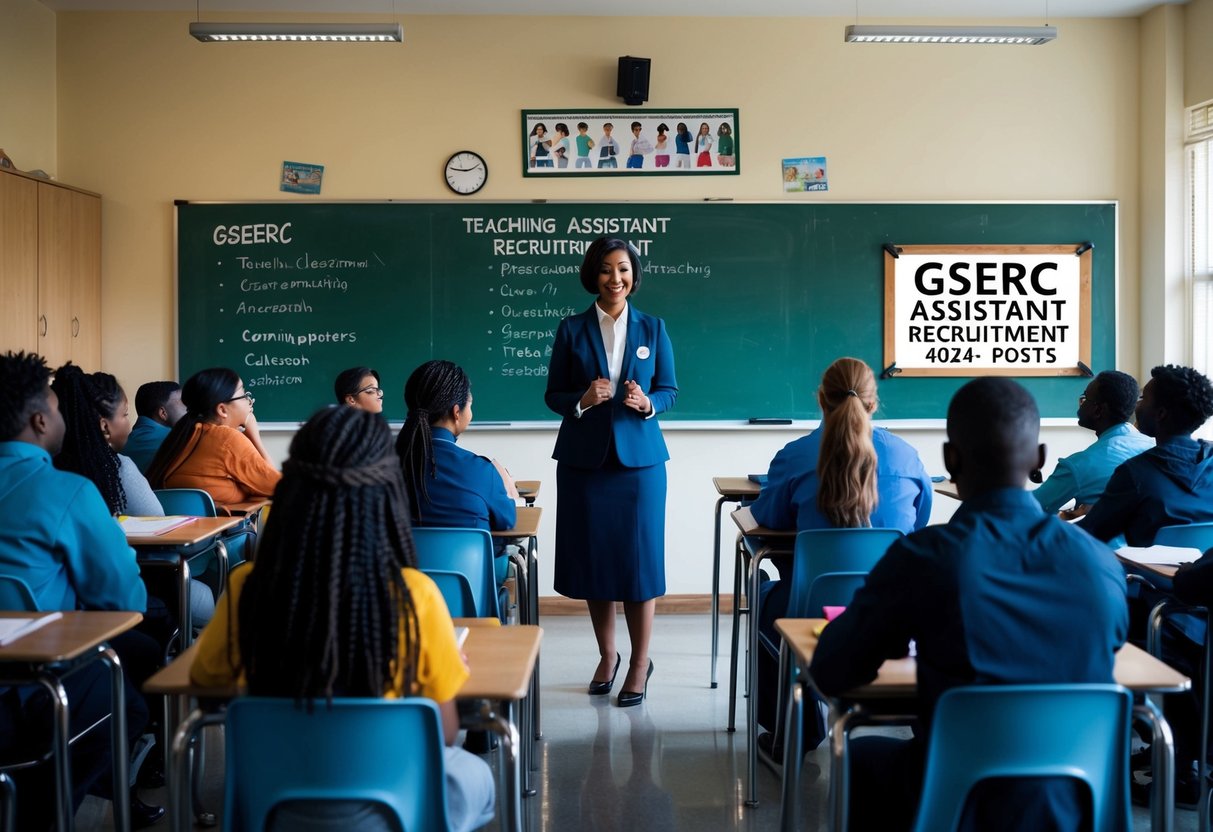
[189,22,403,42]
[844,25,1056,45]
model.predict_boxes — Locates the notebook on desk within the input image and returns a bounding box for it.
[1117,544,1203,567]
[0,612,62,647]
[118,515,197,536]
[454,626,469,649]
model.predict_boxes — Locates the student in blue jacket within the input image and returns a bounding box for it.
[396,360,518,586]
[545,236,678,707]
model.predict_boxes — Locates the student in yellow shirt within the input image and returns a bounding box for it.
[191,406,494,831]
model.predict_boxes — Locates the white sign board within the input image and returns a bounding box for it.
[883,244,1091,377]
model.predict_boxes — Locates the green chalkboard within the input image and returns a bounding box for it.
[175,201,1116,423]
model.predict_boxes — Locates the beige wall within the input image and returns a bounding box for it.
[0,0,56,175]
[1185,0,1213,106]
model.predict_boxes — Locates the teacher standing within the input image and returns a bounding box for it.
[545,236,678,707]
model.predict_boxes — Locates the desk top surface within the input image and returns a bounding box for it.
[515,480,540,500]
[222,499,270,517]
[0,610,143,663]
[731,505,795,539]
[714,477,761,499]
[125,515,244,547]
[775,618,1191,696]
[493,506,541,538]
[144,623,542,702]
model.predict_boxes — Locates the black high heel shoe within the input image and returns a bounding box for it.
[588,652,621,695]
[616,659,654,708]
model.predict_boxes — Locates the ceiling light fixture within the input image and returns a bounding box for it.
[189,22,403,43]
[844,25,1056,45]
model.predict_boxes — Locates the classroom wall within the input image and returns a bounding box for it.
[1185,0,1213,106]
[28,9,1170,597]
[0,0,56,175]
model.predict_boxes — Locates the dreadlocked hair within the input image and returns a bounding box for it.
[0,351,53,442]
[815,357,879,528]
[51,364,127,515]
[395,359,471,521]
[239,406,420,705]
[146,367,240,489]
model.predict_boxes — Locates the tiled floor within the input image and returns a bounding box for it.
[80,613,1194,830]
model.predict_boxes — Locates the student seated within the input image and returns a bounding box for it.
[1075,364,1213,806]
[51,363,215,627]
[191,406,494,832]
[1031,369,1152,517]
[335,366,385,413]
[1077,364,1213,544]
[811,377,1128,831]
[396,360,518,586]
[146,367,280,511]
[125,380,186,473]
[0,351,164,829]
[749,357,932,747]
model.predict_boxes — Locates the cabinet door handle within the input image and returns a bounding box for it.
[39,315,48,337]
[72,316,80,337]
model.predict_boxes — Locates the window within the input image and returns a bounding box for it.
[1189,100,1213,378]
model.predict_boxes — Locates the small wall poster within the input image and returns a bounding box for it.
[782,156,828,192]
[281,161,324,194]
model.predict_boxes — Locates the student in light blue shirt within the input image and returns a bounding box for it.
[125,380,186,473]
[1031,370,1152,515]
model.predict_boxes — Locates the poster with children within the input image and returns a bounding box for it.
[782,157,828,193]
[522,109,739,177]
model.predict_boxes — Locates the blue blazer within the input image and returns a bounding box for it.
[545,304,678,469]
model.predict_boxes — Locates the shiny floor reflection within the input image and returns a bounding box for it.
[79,612,1189,830]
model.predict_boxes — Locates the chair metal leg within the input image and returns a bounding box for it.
[779,644,803,832]
[746,547,772,807]
[99,647,130,832]
[1200,614,1211,832]
[728,535,745,733]
[0,772,14,832]
[711,496,727,689]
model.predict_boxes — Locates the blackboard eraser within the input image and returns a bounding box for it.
[748,417,792,425]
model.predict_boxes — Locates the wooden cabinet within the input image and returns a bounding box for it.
[0,168,101,369]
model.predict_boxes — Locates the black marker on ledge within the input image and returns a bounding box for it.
[883,242,902,259]
[1076,361,1094,378]
[748,417,792,425]
[1075,242,1093,256]
[880,362,900,379]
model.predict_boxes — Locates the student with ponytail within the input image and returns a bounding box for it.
[395,360,517,585]
[191,406,494,832]
[749,357,932,747]
[146,367,280,510]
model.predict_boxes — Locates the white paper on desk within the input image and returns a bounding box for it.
[454,626,469,648]
[0,611,63,646]
[119,515,196,536]
[1117,545,1203,567]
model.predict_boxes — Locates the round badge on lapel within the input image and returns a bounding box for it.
[636,346,651,360]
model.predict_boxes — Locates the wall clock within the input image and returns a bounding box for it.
[444,151,487,195]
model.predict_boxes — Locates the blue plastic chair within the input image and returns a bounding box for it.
[0,575,39,611]
[1155,522,1213,553]
[412,527,501,621]
[911,684,1133,832]
[223,697,449,832]
[155,487,256,569]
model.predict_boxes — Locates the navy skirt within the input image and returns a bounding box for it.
[554,460,667,602]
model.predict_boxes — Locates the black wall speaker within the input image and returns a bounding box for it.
[617,56,651,106]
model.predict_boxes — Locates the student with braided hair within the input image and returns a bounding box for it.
[52,363,217,628]
[396,360,518,585]
[146,367,280,510]
[191,406,494,832]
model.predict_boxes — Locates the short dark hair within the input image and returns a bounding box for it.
[333,366,380,404]
[947,377,1040,473]
[134,380,181,419]
[578,236,643,295]
[0,351,53,442]
[1093,370,1140,423]
[1150,364,1213,434]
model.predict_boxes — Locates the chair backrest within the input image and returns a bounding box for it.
[1155,521,1213,554]
[411,527,500,620]
[912,684,1133,832]
[0,575,38,612]
[224,697,449,832]
[786,528,902,619]
[153,488,218,517]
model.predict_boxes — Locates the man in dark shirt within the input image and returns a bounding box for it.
[811,377,1128,831]
[1078,364,1213,545]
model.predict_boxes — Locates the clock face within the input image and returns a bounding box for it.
[444,151,487,195]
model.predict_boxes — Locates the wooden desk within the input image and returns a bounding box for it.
[219,498,270,518]
[493,505,543,750]
[0,610,143,832]
[709,477,762,689]
[515,480,540,507]
[775,618,1191,832]
[127,516,242,651]
[147,625,542,832]
[729,505,796,806]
